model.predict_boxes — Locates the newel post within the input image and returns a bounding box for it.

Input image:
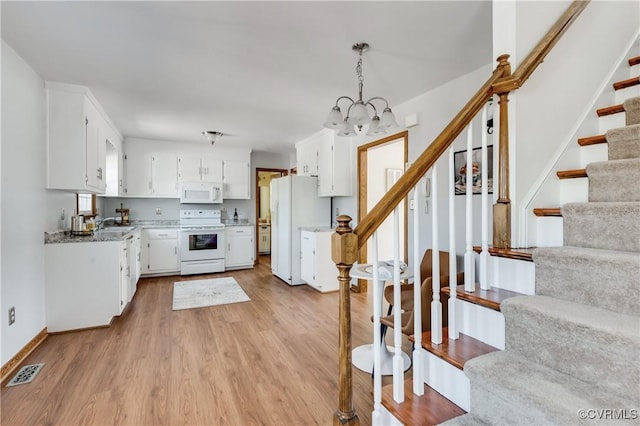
[493,54,513,249]
[332,215,360,426]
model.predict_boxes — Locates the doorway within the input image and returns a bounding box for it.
[255,168,288,264]
[356,131,409,293]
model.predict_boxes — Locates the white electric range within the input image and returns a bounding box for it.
[179,209,225,275]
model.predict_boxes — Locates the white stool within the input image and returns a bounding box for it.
[350,263,412,375]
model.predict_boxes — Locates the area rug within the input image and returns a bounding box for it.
[172,277,250,311]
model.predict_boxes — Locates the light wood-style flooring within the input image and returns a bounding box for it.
[1,257,414,425]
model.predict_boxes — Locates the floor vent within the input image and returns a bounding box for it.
[6,363,44,387]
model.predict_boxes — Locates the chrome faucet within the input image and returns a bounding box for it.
[95,217,116,229]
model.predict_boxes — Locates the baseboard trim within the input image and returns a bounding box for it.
[0,327,48,383]
[48,318,114,335]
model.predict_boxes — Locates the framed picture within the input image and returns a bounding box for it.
[453,146,493,195]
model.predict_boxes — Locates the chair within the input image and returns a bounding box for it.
[380,250,464,337]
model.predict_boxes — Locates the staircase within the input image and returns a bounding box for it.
[381,56,640,425]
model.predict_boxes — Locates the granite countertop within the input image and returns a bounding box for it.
[222,220,254,227]
[45,220,180,244]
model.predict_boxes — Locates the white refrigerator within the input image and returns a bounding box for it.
[270,175,331,285]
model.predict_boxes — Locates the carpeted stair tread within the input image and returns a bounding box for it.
[502,295,640,401]
[442,283,523,312]
[605,123,640,159]
[562,202,640,252]
[464,351,638,425]
[439,413,487,426]
[624,96,640,125]
[533,246,640,315]
[586,158,640,202]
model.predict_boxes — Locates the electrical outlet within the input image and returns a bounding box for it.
[221,207,227,213]
[335,208,340,217]
[155,207,162,215]
[8,307,15,326]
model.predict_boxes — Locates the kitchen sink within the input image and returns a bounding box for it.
[101,226,136,232]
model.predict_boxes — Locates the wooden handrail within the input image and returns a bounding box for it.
[493,0,589,93]
[353,59,509,248]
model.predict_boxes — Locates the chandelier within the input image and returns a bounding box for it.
[323,42,398,137]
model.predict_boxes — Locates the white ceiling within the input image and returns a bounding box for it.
[1,1,492,155]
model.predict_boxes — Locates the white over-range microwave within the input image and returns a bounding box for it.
[179,182,223,204]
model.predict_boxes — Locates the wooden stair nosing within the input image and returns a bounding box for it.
[472,246,535,262]
[613,76,640,91]
[442,283,524,312]
[381,380,466,426]
[410,328,499,371]
[577,134,606,146]
[556,168,587,179]
[629,56,640,67]
[533,207,562,217]
[596,104,624,117]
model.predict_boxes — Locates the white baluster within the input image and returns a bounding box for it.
[464,123,476,292]
[371,231,382,424]
[431,166,442,345]
[448,148,459,339]
[480,105,490,290]
[412,184,424,396]
[392,206,404,403]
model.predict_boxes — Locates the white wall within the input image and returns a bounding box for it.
[1,41,77,365]
[494,1,640,246]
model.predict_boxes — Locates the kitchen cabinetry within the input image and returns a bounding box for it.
[46,82,114,193]
[258,224,271,254]
[296,138,318,176]
[45,240,126,332]
[105,124,124,197]
[178,156,223,183]
[124,153,178,197]
[128,230,142,301]
[317,134,352,197]
[223,160,250,199]
[119,240,130,314]
[295,129,352,196]
[142,228,180,274]
[300,229,337,292]
[225,226,254,270]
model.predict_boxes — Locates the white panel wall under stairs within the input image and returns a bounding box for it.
[490,257,535,295]
[535,216,564,247]
[456,299,506,350]
[378,405,403,426]
[615,83,640,105]
[422,349,470,412]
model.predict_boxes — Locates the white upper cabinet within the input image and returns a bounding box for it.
[46,82,118,193]
[223,160,250,199]
[151,154,178,197]
[295,129,352,197]
[124,153,178,197]
[296,138,319,176]
[318,134,352,197]
[177,155,223,183]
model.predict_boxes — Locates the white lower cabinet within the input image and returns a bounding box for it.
[225,225,254,270]
[142,228,179,274]
[258,224,271,254]
[45,241,126,332]
[128,231,142,301]
[300,229,338,292]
